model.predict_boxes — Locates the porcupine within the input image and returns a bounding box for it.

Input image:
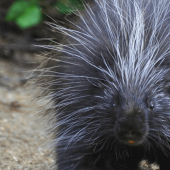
[34,0,170,169]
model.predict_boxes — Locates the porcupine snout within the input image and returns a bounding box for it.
[114,105,148,145]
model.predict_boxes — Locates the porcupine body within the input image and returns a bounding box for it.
[38,0,170,169]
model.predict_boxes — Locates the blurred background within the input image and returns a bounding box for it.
[0,0,85,169]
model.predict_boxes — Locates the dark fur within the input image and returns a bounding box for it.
[37,0,170,169]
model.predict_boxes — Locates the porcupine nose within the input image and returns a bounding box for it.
[116,124,145,145]
[115,108,147,145]
[119,129,142,140]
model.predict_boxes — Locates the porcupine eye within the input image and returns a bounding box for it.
[112,103,116,109]
[112,103,116,108]
[149,102,154,110]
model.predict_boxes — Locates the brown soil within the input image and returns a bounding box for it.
[0,55,54,170]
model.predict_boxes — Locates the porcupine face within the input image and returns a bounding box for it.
[89,71,151,146]
[112,87,170,148]
[113,90,150,146]
[91,71,170,147]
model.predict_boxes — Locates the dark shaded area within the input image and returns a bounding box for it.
[0,0,66,61]
[0,0,94,62]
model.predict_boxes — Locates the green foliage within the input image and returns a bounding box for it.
[5,0,42,29]
[5,1,29,21]
[5,0,84,29]
[15,5,42,29]
[56,0,84,14]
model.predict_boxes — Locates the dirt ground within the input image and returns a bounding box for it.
[0,54,55,170]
